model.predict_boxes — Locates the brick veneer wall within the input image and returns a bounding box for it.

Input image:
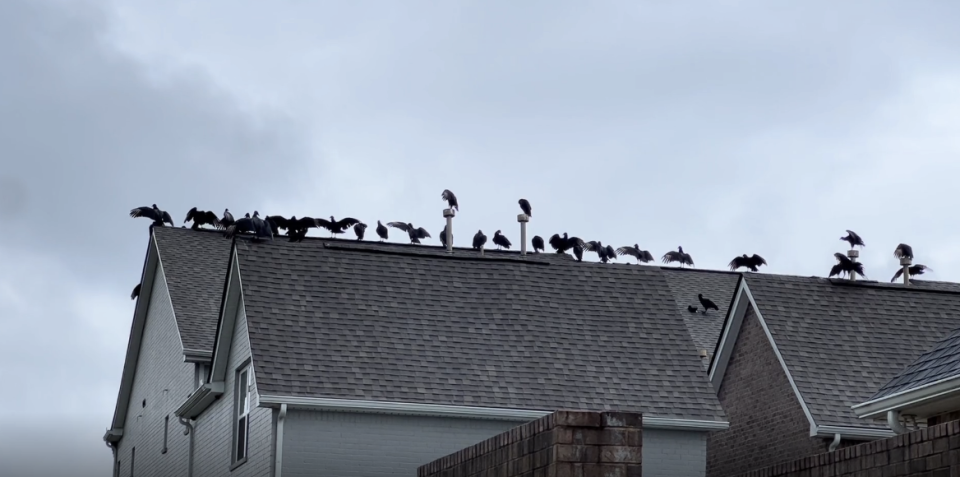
[731,419,960,477]
[417,411,643,477]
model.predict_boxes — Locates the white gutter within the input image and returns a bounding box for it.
[275,404,288,477]
[887,410,908,434]
[257,395,730,431]
[850,373,960,419]
[813,424,894,440]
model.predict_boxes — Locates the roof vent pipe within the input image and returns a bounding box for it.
[900,256,912,286]
[443,208,455,254]
[518,213,530,255]
[847,249,859,281]
[887,410,908,434]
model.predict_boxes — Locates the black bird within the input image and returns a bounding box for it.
[225,211,273,241]
[220,208,235,228]
[288,228,309,242]
[728,254,768,272]
[617,244,655,264]
[267,215,319,237]
[572,243,584,262]
[548,233,585,254]
[316,216,361,237]
[829,252,866,279]
[687,305,698,313]
[184,207,221,230]
[492,230,512,250]
[354,223,367,241]
[891,264,931,283]
[584,241,616,263]
[441,189,459,212]
[518,198,532,216]
[388,222,431,244]
[841,230,865,249]
[473,230,487,250]
[376,221,389,241]
[662,246,694,267]
[698,294,719,313]
[894,243,914,260]
[130,204,174,227]
[131,283,141,300]
[532,235,545,253]
[439,224,451,248]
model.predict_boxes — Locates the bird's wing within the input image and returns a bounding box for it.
[604,246,616,258]
[894,243,912,258]
[161,210,174,225]
[568,237,585,248]
[184,207,197,223]
[640,250,654,262]
[728,256,745,270]
[354,222,367,231]
[890,268,903,282]
[200,211,220,226]
[131,284,141,300]
[661,251,677,263]
[751,254,767,266]
[616,246,639,258]
[583,241,601,252]
[829,264,844,278]
[387,222,412,232]
[548,234,563,249]
[853,262,866,278]
[682,253,695,266]
[334,217,361,228]
[224,211,234,221]
[268,216,290,230]
[130,206,160,220]
[314,218,333,229]
[416,227,431,238]
[292,217,318,229]
[441,189,457,204]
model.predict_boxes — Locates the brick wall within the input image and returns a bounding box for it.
[730,419,960,477]
[707,307,830,476]
[417,411,643,477]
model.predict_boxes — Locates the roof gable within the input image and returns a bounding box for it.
[662,268,741,364]
[870,327,960,400]
[233,238,728,423]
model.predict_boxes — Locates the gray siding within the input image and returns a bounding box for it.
[281,411,524,477]
[115,266,193,477]
[642,428,708,477]
[193,304,275,476]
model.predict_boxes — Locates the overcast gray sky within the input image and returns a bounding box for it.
[2,0,960,475]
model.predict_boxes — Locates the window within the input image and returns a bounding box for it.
[130,447,135,477]
[196,363,210,389]
[233,366,251,466]
[161,415,169,454]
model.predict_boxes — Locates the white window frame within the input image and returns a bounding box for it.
[196,363,210,389]
[232,365,252,467]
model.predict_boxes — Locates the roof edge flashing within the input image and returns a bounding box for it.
[851,373,960,419]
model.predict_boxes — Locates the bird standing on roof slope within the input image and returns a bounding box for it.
[698,294,719,313]
[316,216,361,238]
[662,246,694,267]
[492,230,511,250]
[440,224,452,248]
[131,283,141,300]
[441,189,459,212]
[473,230,487,250]
[829,252,866,279]
[532,235,544,253]
[376,221,388,241]
[518,198,532,216]
[130,204,175,227]
[617,244,655,264]
[572,243,584,262]
[220,209,235,229]
[184,207,221,230]
[728,254,767,272]
[354,223,367,241]
[841,230,865,249]
[891,264,931,283]
[687,305,698,313]
[388,222,431,244]
[894,243,913,260]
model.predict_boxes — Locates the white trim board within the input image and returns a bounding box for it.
[707,279,820,436]
[851,373,960,419]
[256,395,730,431]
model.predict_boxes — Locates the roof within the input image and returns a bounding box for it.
[233,237,729,422]
[741,273,960,429]
[870,326,960,400]
[662,268,741,365]
[152,227,233,354]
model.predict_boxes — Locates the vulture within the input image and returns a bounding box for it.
[548,233,585,254]
[130,204,174,227]
[572,243,584,262]
[316,216,361,237]
[894,243,914,260]
[518,198,532,216]
[584,241,616,263]
[131,283,141,300]
[532,235,545,253]
[698,294,719,313]
[492,230,512,250]
[220,209,235,228]
[225,211,273,241]
[184,207,221,230]
[376,221,389,241]
[728,254,768,272]
[662,246,695,267]
[354,223,367,241]
[617,244,655,264]
[891,264,931,283]
[441,189,459,212]
[267,215,319,237]
[829,252,866,279]
[840,230,865,249]
[388,222,431,244]
[440,224,451,248]
[473,230,487,250]
[687,305,698,313]
[287,228,309,243]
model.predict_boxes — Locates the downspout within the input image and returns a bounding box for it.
[887,410,908,434]
[106,441,119,477]
[828,433,841,452]
[275,404,288,477]
[178,417,195,477]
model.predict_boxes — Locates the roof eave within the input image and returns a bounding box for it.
[851,373,960,419]
[209,243,242,385]
[102,428,123,444]
[183,348,213,363]
[174,382,225,419]
[813,424,895,440]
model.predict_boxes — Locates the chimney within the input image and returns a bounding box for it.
[443,208,455,254]
[900,256,912,286]
[847,249,859,281]
[517,213,530,255]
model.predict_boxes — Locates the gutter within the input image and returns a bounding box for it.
[850,373,960,419]
[257,395,730,431]
[275,404,288,477]
[183,348,213,363]
[813,424,895,440]
[175,382,224,420]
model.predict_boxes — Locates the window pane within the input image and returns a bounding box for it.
[237,370,248,417]
[236,415,247,460]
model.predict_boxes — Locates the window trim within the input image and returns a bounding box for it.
[196,363,210,389]
[131,447,136,477]
[162,415,169,454]
[231,361,252,469]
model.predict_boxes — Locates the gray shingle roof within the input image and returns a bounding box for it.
[743,273,960,429]
[870,326,960,400]
[153,227,233,353]
[234,237,728,422]
[663,268,741,366]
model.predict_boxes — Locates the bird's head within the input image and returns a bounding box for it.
[253,211,260,217]
[224,208,229,213]
[377,220,382,225]
[152,204,158,209]
[563,232,568,239]
[634,243,639,249]
[495,230,502,235]
[698,293,703,299]
[330,216,335,222]
[678,246,684,253]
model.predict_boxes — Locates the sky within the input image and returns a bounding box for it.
[1,0,960,475]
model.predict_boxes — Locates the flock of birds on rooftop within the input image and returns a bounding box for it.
[126,192,933,309]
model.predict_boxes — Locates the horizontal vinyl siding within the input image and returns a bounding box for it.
[643,428,709,477]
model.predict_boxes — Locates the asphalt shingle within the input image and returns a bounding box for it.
[663,268,741,365]
[234,238,728,422]
[871,326,960,400]
[743,273,960,429]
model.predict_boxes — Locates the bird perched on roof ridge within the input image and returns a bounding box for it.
[829,252,866,279]
[662,246,694,267]
[220,208,235,228]
[492,230,512,250]
[893,243,913,260]
[316,216,361,238]
[518,198,532,217]
[440,224,452,248]
[184,207,221,230]
[891,264,931,283]
[353,223,367,241]
[472,230,487,250]
[617,244,655,264]
[376,221,388,242]
[532,235,545,253]
[130,204,174,227]
[841,230,865,249]
[728,254,767,272]
[441,189,459,212]
[698,294,719,313]
[572,243,584,262]
[549,233,585,254]
[388,222,431,244]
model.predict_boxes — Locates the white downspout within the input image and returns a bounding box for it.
[887,410,908,434]
[275,404,288,477]
[178,417,195,477]
[107,441,119,477]
[828,433,841,452]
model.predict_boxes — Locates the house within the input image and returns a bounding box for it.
[704,272,960,477]
[104,226,741,477]
[851,325,960,429]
